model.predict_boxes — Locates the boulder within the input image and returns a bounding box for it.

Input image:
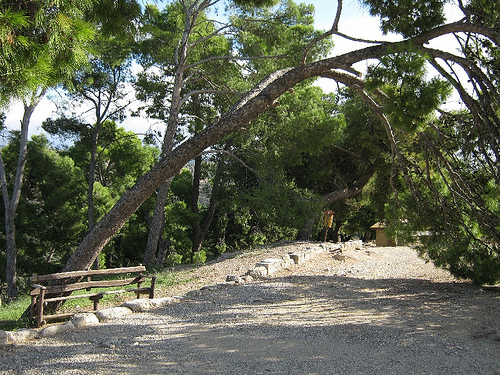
[255,258,283,275]
[247,266,268,278]
[71,313,100,328]
[40,321,75,338]
[0,329,40,345]
[122,297,178,312]
[281,254,294,269]
[96,306,133,321]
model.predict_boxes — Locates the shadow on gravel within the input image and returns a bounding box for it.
[5,275,500,375]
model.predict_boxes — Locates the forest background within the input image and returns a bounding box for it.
[1,0,499,302]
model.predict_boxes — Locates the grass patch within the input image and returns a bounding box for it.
[0,268,198,331]
[0,296,33,331]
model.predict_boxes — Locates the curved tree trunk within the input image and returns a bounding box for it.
[60,47,396,272]
[61,21,496,272]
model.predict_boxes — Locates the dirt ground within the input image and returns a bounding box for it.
[1,243,499,374]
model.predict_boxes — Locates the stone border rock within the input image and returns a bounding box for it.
[227,241,363,282]
[249,244,329,277]
[0,297,180,345]
[0,241,363,346]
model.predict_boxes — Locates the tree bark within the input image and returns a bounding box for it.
[190,155,203,260]
[155,238,172,266]
[1,92,44,299]
[143,178,173,266]
[190,152,224,255]
[143,3,198,267]
[89,125,100,269]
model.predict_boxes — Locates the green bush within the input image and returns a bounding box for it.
[192,250,207,266]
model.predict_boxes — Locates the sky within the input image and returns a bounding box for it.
[3,0,463,139]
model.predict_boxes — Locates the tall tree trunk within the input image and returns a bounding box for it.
[89,126,100,269]
[0,92,44,299]
[143,178,173,266]
[191,154,224,254]
[155,238,172,266]
[143,114,178,267]
[190,155,203,258]
[332,220,343,243]
[296,217,317,241]
[4,207,17,299]
[143,6,195,266]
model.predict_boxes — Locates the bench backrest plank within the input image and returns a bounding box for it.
[30,265,146,283]
[30,275,147,296]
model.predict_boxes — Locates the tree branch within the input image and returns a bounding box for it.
[201,149,259,175]
[301,0,343,65]
[179,89,241,108]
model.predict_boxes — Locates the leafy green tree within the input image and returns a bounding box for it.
[62,0,500,287]
[0,134,87,283]
[211,84,338,246]
[290,88,392,240]
[135,0,325,265]
[0,0,96,298]
[212,84,390,246]
[42,14,139,270]
[135,0,242,266]
[61,122,158,267]
[357,1,500,283]
[384,111,500,284]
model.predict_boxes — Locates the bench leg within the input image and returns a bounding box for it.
[30,295,36,321]
[149,276,156,299]
[36,289,45,328]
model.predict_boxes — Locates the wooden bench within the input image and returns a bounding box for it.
[30,265,156,327]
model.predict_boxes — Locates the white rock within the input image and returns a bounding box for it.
[122,297,178,312]
[0,330,8,345]
[71,313,100,328]
[242,275,254,282]
[40,321,75,337]
[248,266,268,278]
[256,258,283,275]
[1,328,40,344]
[96,306,133,321]
[281,254,294,268]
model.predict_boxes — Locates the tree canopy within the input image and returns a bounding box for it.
[1,0,500,291]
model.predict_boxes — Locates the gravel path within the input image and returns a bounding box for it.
[1,243,499,374]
